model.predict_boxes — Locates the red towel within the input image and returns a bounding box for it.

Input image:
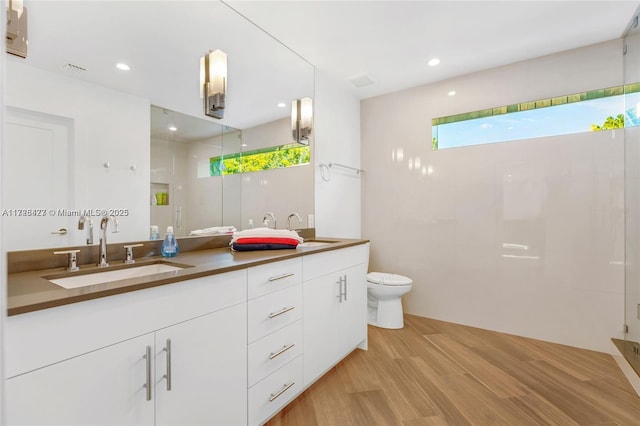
[235,237,300,246]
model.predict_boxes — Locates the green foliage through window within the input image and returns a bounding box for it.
[590,114,625,131]
[431,84,639,150]
[210,144,310,176]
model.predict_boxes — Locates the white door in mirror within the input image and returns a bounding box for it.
[4,109,72,250]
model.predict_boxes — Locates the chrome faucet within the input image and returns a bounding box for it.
[287,212,302,230]
[78,215,94,245]
[98,215,120,267]
[263,212,277,229]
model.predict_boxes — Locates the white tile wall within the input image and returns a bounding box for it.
[361,39,625,353]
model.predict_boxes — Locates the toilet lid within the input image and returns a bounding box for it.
[367,272,412,286]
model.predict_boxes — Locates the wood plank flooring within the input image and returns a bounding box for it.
[266,314,640,426]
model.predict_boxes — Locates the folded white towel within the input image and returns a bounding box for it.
[231,227,303,243]
[190,226,237,236]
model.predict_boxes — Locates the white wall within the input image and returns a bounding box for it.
[5,60,150,245]
[361,39,625,353]
[314,71,362,238]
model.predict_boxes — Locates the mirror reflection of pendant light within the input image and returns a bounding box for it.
[291,97,313,145]
[200,49,227,119]
[6,0,28,58]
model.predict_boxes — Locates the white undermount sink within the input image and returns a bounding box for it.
[47,263,186,289]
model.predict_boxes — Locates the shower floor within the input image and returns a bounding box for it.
[612,337,640,378]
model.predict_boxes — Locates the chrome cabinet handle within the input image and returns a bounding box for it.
[269,306,295,318]
[268,272,294,282]
[343,275,348,301]
[269,343,295,360]
[50,228,68,235]
[143,346,152,401]
[269,382,295,402]
[336,276,346,303]
[163,339,172,391]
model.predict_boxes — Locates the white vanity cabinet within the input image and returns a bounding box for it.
[246,258,304,425]
[5,243,370,426]
[6,333,156,426]
[302,244,370,386]
[5,270,247,426]
[154,303,247,426]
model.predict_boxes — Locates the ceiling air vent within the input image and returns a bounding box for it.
[349,73,374,88]
[62,63,86,73]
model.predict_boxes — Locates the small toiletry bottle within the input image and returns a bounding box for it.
[150,225,160,240]
[248,219,254,229]
[161,226,179,257]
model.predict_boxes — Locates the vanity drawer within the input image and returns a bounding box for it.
[248,355,303,426]
[248,320,302,387]
[248,285,302,343]
[248,258,302,299]
[303,243,369,281]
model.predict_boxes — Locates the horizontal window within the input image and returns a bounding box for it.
[432,84,640,150]
[210,144,310,176]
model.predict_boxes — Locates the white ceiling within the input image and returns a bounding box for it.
[229,0,640,99]
[16,0,314,130]
[12,0,640,132]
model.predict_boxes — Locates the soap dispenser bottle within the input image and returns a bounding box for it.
[161,226,179,257]
[149,225,160,240]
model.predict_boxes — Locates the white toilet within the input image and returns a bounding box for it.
[366,272,413,329]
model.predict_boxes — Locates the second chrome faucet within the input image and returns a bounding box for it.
[78,215,94,245]
[98,215,120,267]
[287,212,302,230]
[263,212,277,229]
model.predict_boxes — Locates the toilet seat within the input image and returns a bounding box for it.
[367,272,412,286]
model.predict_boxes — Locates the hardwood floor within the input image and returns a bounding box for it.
[266,314,640,426]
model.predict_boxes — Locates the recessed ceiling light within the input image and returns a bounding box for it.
[427,58,440,67]
[241,144,248,147]
[116,63,130,71]
[277,102,286,108]
[448,90,456,96]
[168,126,177,131]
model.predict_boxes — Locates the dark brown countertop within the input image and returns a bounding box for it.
[7,238,368,316]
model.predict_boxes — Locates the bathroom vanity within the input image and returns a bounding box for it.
[4,238,369,426]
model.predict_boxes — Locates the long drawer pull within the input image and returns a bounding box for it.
[336,276,346,303]
[269,343,295,360]
[269,306,295,318]
[163,338,172,391]
[143,346,152,401]
[269,382,295,402]
[343,275,348,301]
[268,272,294,282]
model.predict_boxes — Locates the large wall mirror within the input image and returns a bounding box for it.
[2,1,314,250]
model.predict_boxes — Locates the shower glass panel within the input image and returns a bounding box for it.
[624,10,640,377]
